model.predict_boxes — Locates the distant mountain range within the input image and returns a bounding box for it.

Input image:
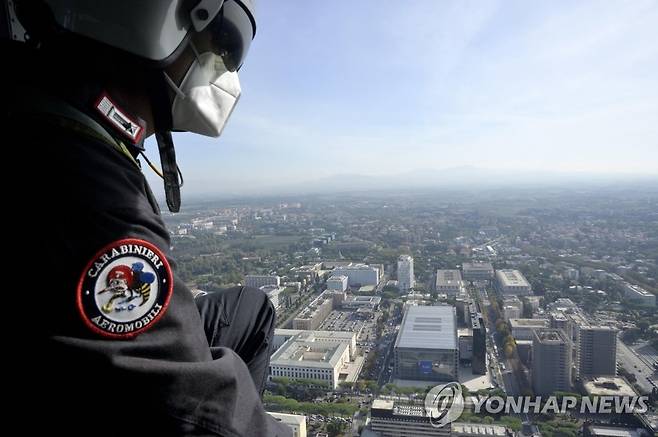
[175,166,658,200]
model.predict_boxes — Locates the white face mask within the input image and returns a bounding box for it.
[164,48,241,137]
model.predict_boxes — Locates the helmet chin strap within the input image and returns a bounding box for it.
[148,69,182,212]
[155,130,182,213]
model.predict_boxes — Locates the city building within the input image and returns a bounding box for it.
[292,291,345,330]
[394,306,458,382]
[397,255,415,292]
[470,311,487,375]
[326,275,348,292]
[332,263,380,287]
[268,412,307,437]
[462,262,494,281]
[458,328,473,361]
[509,318,550,341]
[435,269,464,295]
[269,331,363,389]
[532,328,572,395]
[341,295,381,311]
[502,296,523,320]
[495,270,532,295]
[564,268,579,281]
[245,274,280,289]
[583,424,647,437]
[575,325,618,380]
[260,284,284,309]
[621,283,656,306]
[272,329,357,359]
[290,263,323,282]
[452,422,514,437]
[525,296,541,312]
[549,311,574,341]
[369,398,451,437]
[582,377,637,398]
[503,304,522,321]
[516,340,533,366]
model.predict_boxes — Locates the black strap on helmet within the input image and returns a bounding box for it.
[155,130,182,213]
[148,70,182,213]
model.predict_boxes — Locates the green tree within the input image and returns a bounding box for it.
[327,421,345,437]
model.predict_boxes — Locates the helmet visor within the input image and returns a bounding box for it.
[207,0,255,71]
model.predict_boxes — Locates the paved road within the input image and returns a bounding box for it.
[616,336,657,394]
[632,341,658,367]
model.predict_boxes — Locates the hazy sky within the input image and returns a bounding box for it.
[145,0,658,197]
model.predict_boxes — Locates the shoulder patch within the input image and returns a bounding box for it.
[76,238,173,339]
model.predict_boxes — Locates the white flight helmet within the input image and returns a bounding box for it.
[3,0,256,213]
[8,0,256,69]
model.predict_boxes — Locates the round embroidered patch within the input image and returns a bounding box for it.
[77,238,173,339]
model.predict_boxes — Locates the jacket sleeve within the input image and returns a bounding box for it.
[31,125,291,437]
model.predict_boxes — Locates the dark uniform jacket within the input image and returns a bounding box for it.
[11,89,291,437]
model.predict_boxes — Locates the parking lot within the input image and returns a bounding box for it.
[318,309,381,355]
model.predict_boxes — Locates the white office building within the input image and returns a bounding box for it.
[435,269,464,295]
[397,255,415,292]
[509,318,550,341]
[621,283,656,306]
[495,269,532,295]
[332,263,380,287]
[268,413,307,437]
[462,262,495,281]
[369,398,451,437]
[326,275,348,292]
[260,284,284,310]
[269,331,363,389]
[245,274,280,289]
[272,329,357,359]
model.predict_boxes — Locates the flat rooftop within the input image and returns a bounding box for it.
[436,269,463,286]
[583,377,637,397]
[395,305,456,350]
[496,270,530,287]
[509,318,549,328]
[462,262,493,271]
[271,339,349,368]
[534,328,569,343]
[452,422,508,436]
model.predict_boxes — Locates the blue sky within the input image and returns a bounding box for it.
[145,0,658,196]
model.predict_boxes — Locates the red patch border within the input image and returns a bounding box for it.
[76,238,173,339]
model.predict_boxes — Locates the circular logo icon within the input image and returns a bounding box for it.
[77,238,173,339]
[424,382,464,428]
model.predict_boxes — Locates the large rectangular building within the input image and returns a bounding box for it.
[495,270,532,295]
[268,413,307,437]
[470,310,487,375]
[260,284,284,310]
[394,306,458,382]
[532,329,572,395]
[269,330,362,389]
[398,255,415,292]
[575,325,618,380]
[435,269,464,295]
[272,329,357,359]
[621,283,656,306]
[509,318,550,341]
[326,275,348,292]
[369,398,451,437]
[332,263,380,287]
[245,274,280,289]
[462,262,494,281]
[292,290,344,330]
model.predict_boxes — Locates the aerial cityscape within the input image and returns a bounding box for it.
[163,184,658,437]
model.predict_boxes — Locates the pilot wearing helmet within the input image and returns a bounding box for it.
[3,1,291,435]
